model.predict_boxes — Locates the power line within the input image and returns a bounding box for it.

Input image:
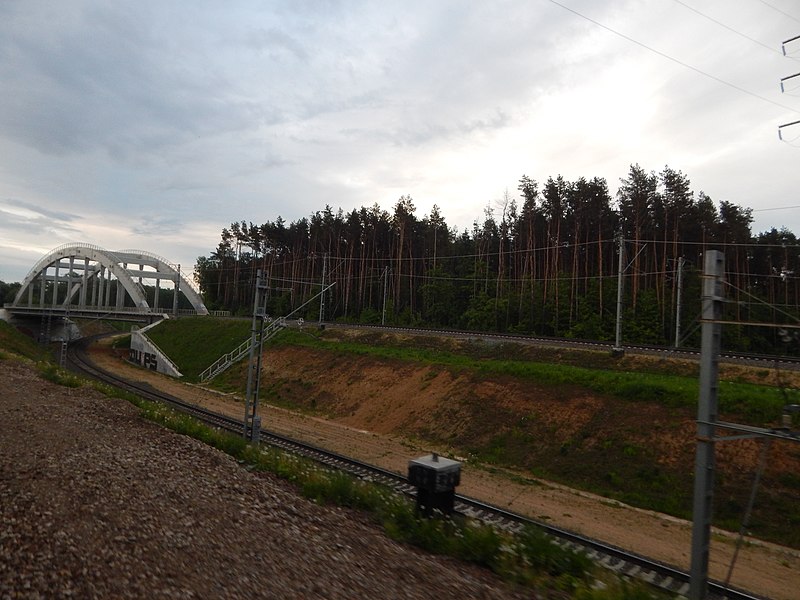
[547,0,800,114]
[752,204,800,212]
[724,278,800,324]
[672,0,782,55]
[202,237,800,278]
[756,0,800,24]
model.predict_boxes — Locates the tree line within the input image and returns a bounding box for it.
[194,164,800,355]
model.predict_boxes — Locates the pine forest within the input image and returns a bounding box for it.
[194,164,800,356]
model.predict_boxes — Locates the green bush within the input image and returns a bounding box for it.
[517,526,593,578]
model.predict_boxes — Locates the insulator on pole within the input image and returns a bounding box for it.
[778,119,800,140]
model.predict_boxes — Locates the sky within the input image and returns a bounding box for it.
[1,0,799,284]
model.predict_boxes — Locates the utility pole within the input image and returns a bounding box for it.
[59,304,70,369]
[687,251,800,598]
[674,256,685,349]
[382,266,389,326]
[318,253,327,325]
[613,233,625,356]
[689,250,724,600]
[243,269,268,442]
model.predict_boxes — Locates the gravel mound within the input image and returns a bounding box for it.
[0,360,526,599]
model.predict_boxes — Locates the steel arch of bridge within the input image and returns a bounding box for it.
[9,243,208,317]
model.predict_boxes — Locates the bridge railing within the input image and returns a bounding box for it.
[174,308,231,318]
[3,303,159,314]
[11,243,208,314]
[115,248,202,295]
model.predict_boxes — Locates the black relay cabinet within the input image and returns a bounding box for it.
[408,453,461,516]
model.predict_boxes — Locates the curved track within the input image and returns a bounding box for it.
[67,337,767,600]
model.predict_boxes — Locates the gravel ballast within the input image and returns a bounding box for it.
[0,360,527,599]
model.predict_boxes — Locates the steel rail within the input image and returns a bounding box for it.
[66,338,768,600]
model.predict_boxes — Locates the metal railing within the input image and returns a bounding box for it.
[198,317,286,382]
[174,308,231,317]
[4,303,158,314]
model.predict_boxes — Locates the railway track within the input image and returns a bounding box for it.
[66,337,767,600]
[324,323,800,371]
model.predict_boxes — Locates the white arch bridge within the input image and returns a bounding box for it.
[5,243,209,320]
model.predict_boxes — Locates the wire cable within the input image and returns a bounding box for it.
[752,204,800,213]
[547,0,800,114]
[756,0,800,24]
[722,438,771,593]
[672,0,783,56]
[723,279,800,325]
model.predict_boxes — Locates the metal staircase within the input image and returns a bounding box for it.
[198,317,286,382]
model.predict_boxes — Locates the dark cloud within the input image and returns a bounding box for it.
[1,199,80,223]
[1,0,799,283]
[0,3,258,160]
[0,203,81,237]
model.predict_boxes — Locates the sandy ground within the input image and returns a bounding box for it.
[88,342,800,600]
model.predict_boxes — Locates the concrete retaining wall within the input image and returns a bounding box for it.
[129,320,183,378]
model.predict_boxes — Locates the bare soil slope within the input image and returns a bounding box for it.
[87,339,800,600]
[262,345,800,525]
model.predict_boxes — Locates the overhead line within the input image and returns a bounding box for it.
[672,0,781,55]
[756,0,800,24]
[752,204,800,212]
[547,0,800,115]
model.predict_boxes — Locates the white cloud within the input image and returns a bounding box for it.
[1,0,799,283]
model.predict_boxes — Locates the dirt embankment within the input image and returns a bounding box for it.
[88,338,800,600]
[262,345,800,518]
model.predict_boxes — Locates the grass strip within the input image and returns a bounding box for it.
[49,368,664,598]
[0,320,50,362]
[275,330,790,424]
[143,317,251,380]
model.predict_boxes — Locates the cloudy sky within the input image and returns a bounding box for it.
[1,0,799,283]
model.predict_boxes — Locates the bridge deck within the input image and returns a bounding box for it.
[3,304,168,322]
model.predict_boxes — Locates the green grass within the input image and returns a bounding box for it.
[0,320,50,361]
[37,363,83,387]
[143,317,251,380]
[112,334,131,349]
[124,321,800,545]
[273,329,790,425]
[138,320,792,426]
[99,384,664,598]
